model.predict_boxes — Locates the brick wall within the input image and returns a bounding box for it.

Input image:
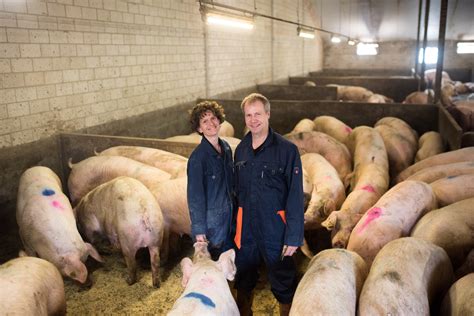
[0,0,324,148]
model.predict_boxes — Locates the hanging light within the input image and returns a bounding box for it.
[297,26,315,39]
[331,35,341,43]
[201,6,254,30]
[348,39,356,46]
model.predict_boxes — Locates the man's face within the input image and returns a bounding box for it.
[197,110,221,137]
[243,100,270,136]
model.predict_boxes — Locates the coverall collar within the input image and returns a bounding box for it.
[201,135,225,156]
[243,127,276,153]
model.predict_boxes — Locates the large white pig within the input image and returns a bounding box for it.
[290,118,315,134]
[327,84,374,102]
[290,249,368,316]
[301,153,345,229]
[167,242,238,316]
[359,237,453,315]
[406,161,474,183]
[411,198,474,269]
[415,131,445,162]
[17,166,102,284]
[313,115,352,146]
[430,174,474,207]
[0,256,66,315]
[68,155,171,205]
[74,177,164,287]
[440,273,474,316]
[322,126,389,248]
[347,180,437,265]
[396,147,474,182]
[285,131,352,186]
[97,146,188,178]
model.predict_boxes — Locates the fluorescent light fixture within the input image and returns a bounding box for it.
[348,39,356,46]
[297,27,315,39]
[331,35,341,43]
[457,42,474,54]
[418,47,438,64]
[205,12,254,30]
[357,43,378,55]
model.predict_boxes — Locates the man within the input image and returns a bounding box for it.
[233,93,304,316]
[187,101,234,260]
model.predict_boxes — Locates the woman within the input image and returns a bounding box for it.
[186,101,234,259]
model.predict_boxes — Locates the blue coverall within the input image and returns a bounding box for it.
[233,128,304,304]
[187,136,234,258]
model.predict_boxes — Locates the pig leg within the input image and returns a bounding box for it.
[122,246,138,285]
[149,246,161,288]
[160,228,170,265]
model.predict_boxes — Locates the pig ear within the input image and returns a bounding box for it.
[180,257,193,287]
[61,256,88,284]
[217,249,236,281]
[86,243,103,263]
[321,211,338,231]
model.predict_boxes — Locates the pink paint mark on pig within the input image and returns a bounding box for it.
[324,175,332,180]
[200,277,215,287]
[51,200,65,210]
[357,207,382,233]
[360,184,376,193]
[344,126,352,133]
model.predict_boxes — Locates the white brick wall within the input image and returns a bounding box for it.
[0,0,323,148]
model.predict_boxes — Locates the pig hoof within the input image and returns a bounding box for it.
[153,279,161,288]
[126,276,136,285]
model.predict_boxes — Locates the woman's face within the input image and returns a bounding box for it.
[197,110,221,138]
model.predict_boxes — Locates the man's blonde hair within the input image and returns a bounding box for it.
[240,93,270,113]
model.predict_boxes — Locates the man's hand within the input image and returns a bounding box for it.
[195,234,207,242]
[281,245,298,259]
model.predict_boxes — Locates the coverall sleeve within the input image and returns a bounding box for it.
[187,155,207,236]
[283,145,304,247]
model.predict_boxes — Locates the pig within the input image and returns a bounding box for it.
[218,120,235,137]
[415,131,445,162]
[411,198,474,269]
[74,177,164,287]
[0,257,66,315]
[68,155,171,205]
[359,237,453,315]
[303,80,316,87]
[327,84,374,102]
[322,126,389,249]
[148,177,191,237]
[322,164,388,248]
[97,146,188,178]
[347,181,438,265]
[429,174,474,207]
[396,147,474,183]
[403,91,431,104]
[449,101,474,132]
[366,93,393,103]
[454,81,470,95]
[290,118,315,134]
[406,161,474,183]
[301,153,346,229]
[440,273,474,316]
[285,131,352,187]
[290,249,368,316]
[17,166,102,284]
[167,242,238,316]
[374,123,416,178]
[424,69,452,87]
[313,115,352,146]
[375,117,418,149]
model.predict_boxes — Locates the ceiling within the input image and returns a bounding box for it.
[314,0,474,42]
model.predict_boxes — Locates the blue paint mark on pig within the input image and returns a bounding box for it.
[42,188,55,196]
[183,292,216,308]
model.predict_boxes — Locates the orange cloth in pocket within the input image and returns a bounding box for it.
[234,207,243,249]
[277,210,286,224]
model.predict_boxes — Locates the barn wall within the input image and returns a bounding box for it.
[323,40,474,73]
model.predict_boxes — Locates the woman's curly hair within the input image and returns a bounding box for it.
[189,101,225,134]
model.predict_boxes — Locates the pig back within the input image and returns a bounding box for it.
[359,237,453,316]
[290,249,368,316]
[0,257,66,316]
